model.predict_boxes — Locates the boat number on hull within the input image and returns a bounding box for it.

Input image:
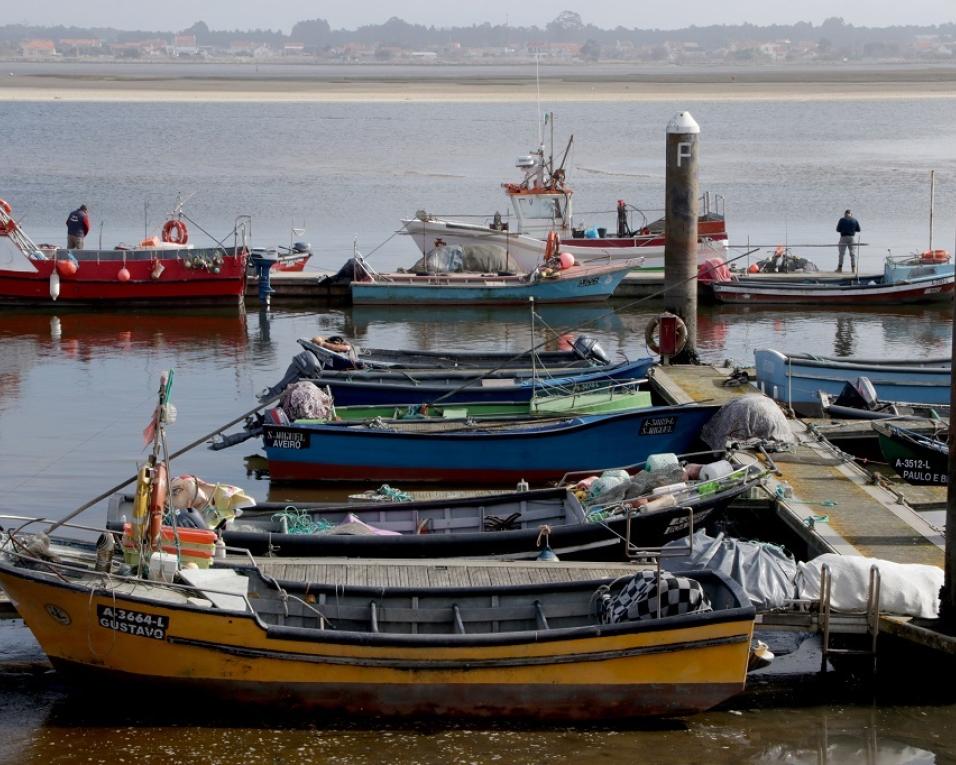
[264,427,311,450]
[578,277,599,287]
[894,458,947,485]
[97,605,169,640]
[640,415,677,435]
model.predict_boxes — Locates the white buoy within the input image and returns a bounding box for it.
[49,269,60,301]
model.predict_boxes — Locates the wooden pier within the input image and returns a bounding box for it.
[246,269,856,305]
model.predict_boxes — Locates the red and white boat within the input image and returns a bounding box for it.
[0,198,249,306]
[402,127,729,272]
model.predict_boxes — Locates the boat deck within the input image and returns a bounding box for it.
[252,557,642,589]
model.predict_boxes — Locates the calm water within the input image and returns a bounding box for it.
[0,91,955,761]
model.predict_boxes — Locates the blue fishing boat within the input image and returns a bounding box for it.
[350,260,636,305]
[260,403,720,483]
[260,352,655,406]
[754,348,951,416]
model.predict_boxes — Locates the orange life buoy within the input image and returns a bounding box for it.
[921,249,950,264]
[161,219,189,245]
[148,462,168,549]
[544,231,560,261]
[644,313,688,356]
[0,198,15,236]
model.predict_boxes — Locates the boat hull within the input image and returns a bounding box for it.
[0,247,248,306]
[290,358,655,407]
[0,565,753,720]
[874,423,949,486]
[402,218,728,272]
[712,274,954,305]
[262,404,720,483]
[755,349,951,415]
[350,263,633,305]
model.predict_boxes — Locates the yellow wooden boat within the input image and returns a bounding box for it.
[0,528,755,720]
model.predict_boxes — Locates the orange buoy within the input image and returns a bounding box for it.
[117,266,131,282]
[748,264,759,273]
[558,252,576,270]
[921,249,950,264]
[56,258,78,277]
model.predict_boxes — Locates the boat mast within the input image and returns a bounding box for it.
[929,169,935,252]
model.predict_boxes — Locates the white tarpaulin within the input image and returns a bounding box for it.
[796,554,943,619]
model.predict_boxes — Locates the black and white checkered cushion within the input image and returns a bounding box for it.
[601,571,712,623]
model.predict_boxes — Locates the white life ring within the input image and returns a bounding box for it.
[645,313,688,355]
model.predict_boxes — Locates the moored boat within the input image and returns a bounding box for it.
[299,332,612,371]
[873,421,949,486]
[0,199,249,306]
[259,350,656,406]
[710,253,955,305]
[259,402,720,483]
[400,118,729,272]
[755,348,950,416]
[350,257,639,305]
[0,522,755,720]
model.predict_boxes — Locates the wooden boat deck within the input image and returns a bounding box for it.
[252,557,642,589]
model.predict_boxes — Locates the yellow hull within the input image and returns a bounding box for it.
[0,566,754,720]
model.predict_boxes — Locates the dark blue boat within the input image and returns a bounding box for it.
[262,403,720,483]
[260,354,655,406]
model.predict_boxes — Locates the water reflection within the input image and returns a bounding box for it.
[0,691,948,765]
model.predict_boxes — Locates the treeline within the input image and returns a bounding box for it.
[2,12,954,50]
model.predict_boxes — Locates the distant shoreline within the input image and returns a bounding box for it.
[2,64,956,102]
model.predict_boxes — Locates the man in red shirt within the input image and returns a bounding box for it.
[66,204,90,249]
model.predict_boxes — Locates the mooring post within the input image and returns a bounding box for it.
[944,279,956,631]
[664,111,700,363]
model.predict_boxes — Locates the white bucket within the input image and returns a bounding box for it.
[699,460,734,482]
[148,551,178,583]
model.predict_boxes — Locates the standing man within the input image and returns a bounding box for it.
[836,209,860,272]
[66,204,90,249]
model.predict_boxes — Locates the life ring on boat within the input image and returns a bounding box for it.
[544,231,560,261]
[161,219,189,245]
[147,462,168,549]
[644,313,688,356]
[920,249,950,264]
[0,198,15,236]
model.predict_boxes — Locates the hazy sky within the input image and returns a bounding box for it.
[10,1,955,33]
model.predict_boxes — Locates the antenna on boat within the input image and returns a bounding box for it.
[535,54,542,147]
[144,200,149,239]
[929,169,935,252]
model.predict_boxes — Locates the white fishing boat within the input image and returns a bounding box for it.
[401,117,729,272]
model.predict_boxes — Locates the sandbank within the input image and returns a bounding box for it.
[2,66,956,103]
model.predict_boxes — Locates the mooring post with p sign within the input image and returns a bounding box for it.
[664,111,700,364]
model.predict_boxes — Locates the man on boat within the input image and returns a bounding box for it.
[66,204,90,249]
[835,209,860,272]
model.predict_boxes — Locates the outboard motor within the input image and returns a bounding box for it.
[292,241,312,254]
[258,349,324,402]
[571,334,610,365]
[833,376,879,411]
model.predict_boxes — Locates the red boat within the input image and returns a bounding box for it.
[0,199,249,306]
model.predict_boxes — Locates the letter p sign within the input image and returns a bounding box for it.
[676,141,693,167]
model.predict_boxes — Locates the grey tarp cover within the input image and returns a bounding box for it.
[663,529,799,610]
[409,244,521,274]
[700,393,795,450]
